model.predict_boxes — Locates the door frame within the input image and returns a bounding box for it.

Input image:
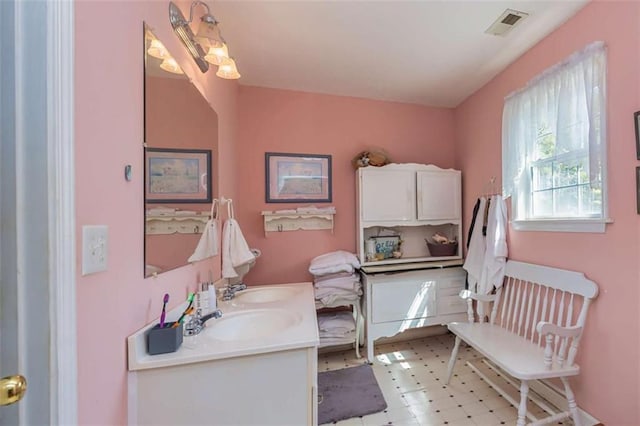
[47,0,78,423]
[2,0,78,423]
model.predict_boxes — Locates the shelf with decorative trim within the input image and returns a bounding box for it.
[261,211,335,237]
[145,213,209,235]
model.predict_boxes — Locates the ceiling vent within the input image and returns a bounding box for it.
[485,9,529,37]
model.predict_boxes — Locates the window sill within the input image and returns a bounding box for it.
[511,218,612,233]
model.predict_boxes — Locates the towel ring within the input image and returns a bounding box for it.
[210,199,219,220]
[226,199,235,219]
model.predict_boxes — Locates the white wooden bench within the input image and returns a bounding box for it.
[446,260,598,426]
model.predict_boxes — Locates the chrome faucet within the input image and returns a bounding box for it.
[221,283,247,301]
[184,307,223,336]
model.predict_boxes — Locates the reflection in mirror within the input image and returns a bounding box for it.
[144,24,219,277]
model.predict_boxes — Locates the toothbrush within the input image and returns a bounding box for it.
[172,293,195,328]
[159,293,169,328]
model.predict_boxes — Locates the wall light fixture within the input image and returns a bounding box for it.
[168,1,240,79]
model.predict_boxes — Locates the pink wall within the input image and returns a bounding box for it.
[74,1,237,424]
[454,1,640,424]
[235,86,455,285]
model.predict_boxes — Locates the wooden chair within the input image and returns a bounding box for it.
[446,260,598,426]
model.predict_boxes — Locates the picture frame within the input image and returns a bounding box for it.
[637,167,640,214]
[145,148,212,203]
[635,111,640,160]
[265,152,332,203]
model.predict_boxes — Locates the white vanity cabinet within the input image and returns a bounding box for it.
[134,347,316,425]
[127,282,319,426]
[357,163,462,267]
[362,266,467,361]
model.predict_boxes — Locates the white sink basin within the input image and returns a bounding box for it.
[203,309,302,341]
[233,286,301,304]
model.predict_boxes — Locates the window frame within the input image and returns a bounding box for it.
[503,42,609,233]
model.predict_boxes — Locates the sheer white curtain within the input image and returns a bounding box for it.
[502,41,607,202]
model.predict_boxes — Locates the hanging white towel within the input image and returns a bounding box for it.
[221,200,255,278]
[188,201,219,263]
[463,197,487,292]
[478,195,508,294]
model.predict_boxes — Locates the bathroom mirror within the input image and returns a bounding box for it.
[143,24,219,277]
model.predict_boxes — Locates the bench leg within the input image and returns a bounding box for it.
[516,380,529,426]
[561,377,582,426]
[445,336,461,384]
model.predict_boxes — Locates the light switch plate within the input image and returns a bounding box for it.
[82,225,108,275]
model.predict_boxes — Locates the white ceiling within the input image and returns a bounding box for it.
[210,0,589,107]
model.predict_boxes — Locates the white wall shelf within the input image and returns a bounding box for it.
[145,213,209,235]
[261,212,335,237]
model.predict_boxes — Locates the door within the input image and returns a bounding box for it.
[360,168,416,222]
[0,1,76,424]
[417,170,461,220]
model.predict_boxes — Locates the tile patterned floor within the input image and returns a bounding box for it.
[318,333,571,426]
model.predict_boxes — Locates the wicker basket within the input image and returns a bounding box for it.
[426,241,458,257]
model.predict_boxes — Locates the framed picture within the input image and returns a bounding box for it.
[637,167,640,214]
[635,111,640,160]
[265,152,332,203]
[145,148,212,203]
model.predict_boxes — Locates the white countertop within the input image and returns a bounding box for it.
[127,282,320,371]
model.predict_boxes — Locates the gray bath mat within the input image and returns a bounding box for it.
[318,364,387,424]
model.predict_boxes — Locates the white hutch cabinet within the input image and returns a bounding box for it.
[357,163,462,266]
[356,163,467,361]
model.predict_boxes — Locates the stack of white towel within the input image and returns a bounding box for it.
[317,311,356,346]
[313,272,362,306]
[309,250,362,346]
[309,250,362,306]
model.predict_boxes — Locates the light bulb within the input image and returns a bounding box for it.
[147,39,169,59]
[159,57,184,75]
[204,43,229,66]
[216,57,241,80]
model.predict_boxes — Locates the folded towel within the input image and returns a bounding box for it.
[188,218,219,262]
[311,264,354,276]
[146,207,177,216]
[313,271,355,282]
[297,205,336,214]
[316,291,362,306]
[309,250,360,276]
[315,281,361,293]
[319,328,355,338]
[314,274,361,291]
[222,218,255,278]
[319,333,357,346]
[314,286,362,299]
[318,312,355,332]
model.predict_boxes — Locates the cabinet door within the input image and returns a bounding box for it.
[417,170,461,220]
[360,169,416,221]
[371,275,437,323]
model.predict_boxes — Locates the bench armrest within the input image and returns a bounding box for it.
[535,322,582,338]
[536,322,584,369]
[458,289,496,303]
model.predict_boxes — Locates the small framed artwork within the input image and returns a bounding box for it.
[145,148,212,203]
[265,152,332,203]
[635,111,640,160]
[637,167,640,214]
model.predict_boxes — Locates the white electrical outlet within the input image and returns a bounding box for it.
[82,225,108,275]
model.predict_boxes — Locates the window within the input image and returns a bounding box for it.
[502,42,607,232]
